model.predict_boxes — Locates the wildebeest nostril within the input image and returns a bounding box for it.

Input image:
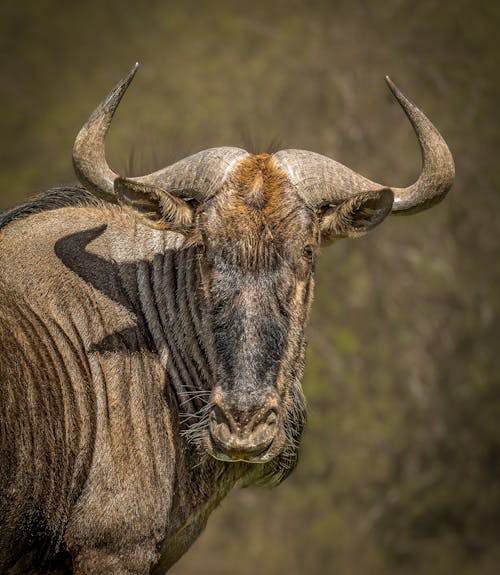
[247,408,277,433]
[263,409,277,428]
[209,406,233,444]
[247,409,278,444]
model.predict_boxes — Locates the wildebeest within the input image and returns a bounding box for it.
[0,64,454,574]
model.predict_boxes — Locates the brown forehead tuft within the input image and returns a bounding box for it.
[228,154,291,212]
[203,154,313,262]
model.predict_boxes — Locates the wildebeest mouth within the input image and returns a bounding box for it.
[205,434,278,464]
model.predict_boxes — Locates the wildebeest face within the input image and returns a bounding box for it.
[112,152,394,467]
[194,155,317,463]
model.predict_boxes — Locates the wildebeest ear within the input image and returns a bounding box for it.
[319,188,394,242]
[114,178,195,231]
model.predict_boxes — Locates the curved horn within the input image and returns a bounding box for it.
[73,63,138,201]
[73,64,248,202]
[134,146,249,201]
[273,77,454,214]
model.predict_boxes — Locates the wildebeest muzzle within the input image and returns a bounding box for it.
[207,388,281,462]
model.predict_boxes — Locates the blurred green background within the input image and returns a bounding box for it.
[1,1,499,574]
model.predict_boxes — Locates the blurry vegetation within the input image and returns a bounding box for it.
[1,1,499,574]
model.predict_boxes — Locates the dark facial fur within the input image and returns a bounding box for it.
[182,155,318,479]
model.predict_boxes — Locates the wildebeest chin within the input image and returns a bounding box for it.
[0,64,454,574]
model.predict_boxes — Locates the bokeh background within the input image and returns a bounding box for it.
[1,1,499,574]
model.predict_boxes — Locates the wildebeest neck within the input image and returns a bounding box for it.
[54,225,213,414]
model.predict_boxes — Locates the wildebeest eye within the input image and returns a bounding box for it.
[302,245,314,262]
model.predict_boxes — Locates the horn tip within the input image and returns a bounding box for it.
[384,75,409,107]
[385,75,397,93]
[126,62,139,82]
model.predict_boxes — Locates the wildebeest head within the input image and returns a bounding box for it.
[72,64,454,466]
